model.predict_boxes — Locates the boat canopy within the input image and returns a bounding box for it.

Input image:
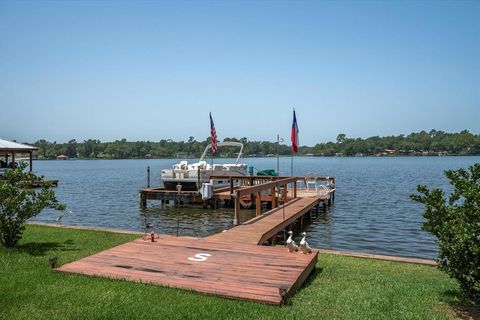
[199,142,244,164]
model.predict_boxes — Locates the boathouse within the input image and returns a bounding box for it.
[0,138,37,172]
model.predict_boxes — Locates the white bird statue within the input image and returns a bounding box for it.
[286,231,298,252]
[300,232,312,254]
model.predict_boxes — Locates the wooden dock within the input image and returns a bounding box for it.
[58,235,317,305]
[59,176,335,305]
[208,197,325,245]
[139,188,202,207]
[139,175,335,210]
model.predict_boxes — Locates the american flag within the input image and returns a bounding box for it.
[210,112,217,154]
[291,109,299,153]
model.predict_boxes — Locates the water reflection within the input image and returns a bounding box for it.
[140,204,256,238]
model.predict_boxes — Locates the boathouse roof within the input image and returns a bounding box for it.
[0,138,38,152]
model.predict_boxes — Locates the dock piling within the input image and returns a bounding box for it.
[147,166,150,188]
[233,192,239,225]
[140,193,147,208]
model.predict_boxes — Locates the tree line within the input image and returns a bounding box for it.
[29,129,480,159]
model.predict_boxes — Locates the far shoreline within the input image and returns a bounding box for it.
[30,154,480,161]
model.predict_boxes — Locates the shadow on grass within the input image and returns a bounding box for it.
[302,266,324,288]
[282,266,324,307]
[442,289,479,320]
[14,239,79,256]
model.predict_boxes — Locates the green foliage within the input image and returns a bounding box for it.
[411,163,480,301]
[309,129,480,156]
[29,129,480,159]
[65,139,77,158]
[336,133,347,144]
[0,163,65,247]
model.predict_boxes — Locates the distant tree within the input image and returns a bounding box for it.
[82,140,92,158]
[66,139,77,158]
[0,163,65,247]
[34,139,49,159]
[336,133,347,144]
[52,142,65,158]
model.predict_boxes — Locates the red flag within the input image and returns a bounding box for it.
[210,112,217,154]
[291,109,299,153]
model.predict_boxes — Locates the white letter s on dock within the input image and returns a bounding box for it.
[188,253,212,262]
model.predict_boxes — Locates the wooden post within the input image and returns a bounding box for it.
[197,167,201,189]
[140,192,147,208]
[234,193,240,225]
[147,166,151,188]
[271,187,277,208]
[249,177,254,204]
[29,151,33,172]
[229,177,234,196]
[293,179,297,198]
[256,192,261,216]
[281,185,287,204]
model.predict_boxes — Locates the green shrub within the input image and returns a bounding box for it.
[0,163,65,247]
[411,163,480,301]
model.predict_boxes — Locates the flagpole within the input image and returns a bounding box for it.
[211,148,213,174]
[276,134,280,176]
[209,112,217,180]
[291,153,293,177]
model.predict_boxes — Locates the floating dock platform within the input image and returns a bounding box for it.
[139,188,202,206]
[30,179,59,188]
[58,236,317,305]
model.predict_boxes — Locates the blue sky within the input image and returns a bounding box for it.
[1,0,479,145]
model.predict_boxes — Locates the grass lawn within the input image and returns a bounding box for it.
[0,224,477,320]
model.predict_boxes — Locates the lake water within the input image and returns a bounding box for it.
[30,156,480,259]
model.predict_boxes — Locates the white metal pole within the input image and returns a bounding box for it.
[276,134,280,176]
[291,154,294,177]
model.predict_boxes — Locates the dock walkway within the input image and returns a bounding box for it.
[208,197,323,245]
